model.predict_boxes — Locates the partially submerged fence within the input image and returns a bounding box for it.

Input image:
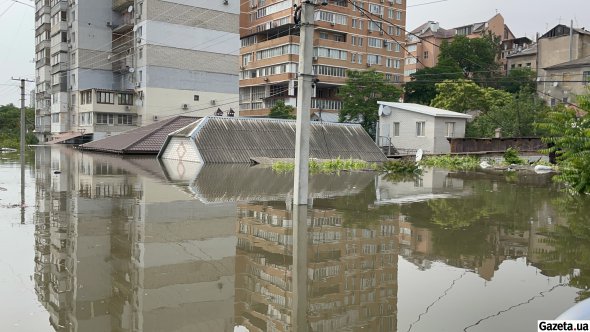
[448,138,546,153]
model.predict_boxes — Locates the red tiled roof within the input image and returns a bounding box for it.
[80,116,199,154]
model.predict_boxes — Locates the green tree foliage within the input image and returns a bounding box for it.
[537,90,590,194]
[431,80,548,138]
[438,33,501,80]
[466,90,550,137]
[498,68,537,94]
[431,79,512,113]
[404,64,463,104]
[404,34,501,104]
[0,104,38,149]
[338,69,402,138]
[268,100,295,119]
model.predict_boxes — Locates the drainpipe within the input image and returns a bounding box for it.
[569,20,574,61]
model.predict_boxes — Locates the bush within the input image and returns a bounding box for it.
[419,155,480,170]
[503,147,525,165]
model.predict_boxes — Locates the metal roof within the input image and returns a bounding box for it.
[378,102,472,119]
[160,116,387,163]
[80,116,199,154]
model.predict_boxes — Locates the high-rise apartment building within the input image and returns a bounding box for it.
[34,0,239,142]
[239,0,406,118]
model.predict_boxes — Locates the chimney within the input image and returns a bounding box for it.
[569,19,574,61]
[495,128,502,138]
[430,21,439,32]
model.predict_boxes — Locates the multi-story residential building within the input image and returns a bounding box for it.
[506,43,537,73]
[34,0,239,143]
[537,24,590,106]
[404,14,515,81]
[239,0,406,118]
[501,36,533,71]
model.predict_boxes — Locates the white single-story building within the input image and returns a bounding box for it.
[377,102,472,154]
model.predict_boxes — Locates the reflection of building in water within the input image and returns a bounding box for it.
[235,203,398,332]
[33,147,236,331]
[375,168,467,205]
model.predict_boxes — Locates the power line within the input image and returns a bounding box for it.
[408,0,449,7]
[9,0,33,8]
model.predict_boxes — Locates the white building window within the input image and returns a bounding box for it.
[416,121,425,137]
[394,122,400,136]
[445,122,455,137]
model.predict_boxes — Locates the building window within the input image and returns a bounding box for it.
[118,93,134,105]
[80,90,92,104]
[393,122,400,136]
[445,122,455,137]
[96,113,115,125]
[194,95,199,101]
[423,51,429,59]
[550,98,556,107]
[319,32,329,40]
[526,63,531,67]
[51,113,59,123]
[97,91,114,104]
[117,114,132,125]
[562,97,568,104]
[583,71,590,85]
[416,121,425,137]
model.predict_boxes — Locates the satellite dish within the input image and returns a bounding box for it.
[128,67,135,73]
[107,55,112,60]
[415,149,423,162]
[127,5,133,13]
[378,105,391,116]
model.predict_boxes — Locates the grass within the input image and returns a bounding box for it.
[271,158,374,174]
[419,155,480,170]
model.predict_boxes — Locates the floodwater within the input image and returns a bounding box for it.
[0,145,588,332]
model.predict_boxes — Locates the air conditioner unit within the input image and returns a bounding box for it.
[210,99,216,105]
[380,0,385,3]
[366,63,372,67]
[312,56,318,61]
[330,22,335,26]
[239,66,245,70]
[135,82,141,88]
[251,4,257,8]
[181,103,188,110]
[153,115,158,121]
[379,31,384,35]
[388,0,394,4]
[136,38,142,44]
[106,21,112,27]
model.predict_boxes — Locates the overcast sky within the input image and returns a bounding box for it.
[0,0,588,106]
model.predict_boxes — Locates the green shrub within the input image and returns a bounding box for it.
[419,155,480,170]
[503,147,525,165]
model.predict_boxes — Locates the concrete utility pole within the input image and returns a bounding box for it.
[12,77,33,220]
[293,1,316,206]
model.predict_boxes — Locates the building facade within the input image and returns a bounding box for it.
[34,0,239,142]
[404,14,515,81]
[537,25,590,106]
[239,0,407,118]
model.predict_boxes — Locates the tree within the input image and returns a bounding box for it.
[431,79,512,114]
[0,104,38,149]
[438,33,501,81]
[404,64,463,105]
[268,100,295,119]
[498,68,536,94]
[338,69,402,138]
[466,90,550,137]
[404,34,501,105]
[537,88,590,194]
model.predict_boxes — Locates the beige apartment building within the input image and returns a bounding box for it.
[239,0,407,118]
[404,14,515,81]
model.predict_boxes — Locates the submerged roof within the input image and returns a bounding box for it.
[378,102,472,119]
[80,116,199,154]
[160,116,386,163]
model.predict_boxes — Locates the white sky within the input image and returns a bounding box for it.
[0,0,588,106]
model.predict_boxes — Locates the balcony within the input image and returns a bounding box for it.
[112,12,134,34]
[50,0,67,16]
[36,39,50,52]
[113,0,133,12]
[50,21,67,36]
[51,62,69,74]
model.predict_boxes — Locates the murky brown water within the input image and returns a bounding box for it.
[0,146,588,331]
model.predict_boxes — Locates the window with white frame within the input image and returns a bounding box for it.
[416,121,425,137]
[584,71,590,85]
[445,122,455,137]
[394,122,400,136]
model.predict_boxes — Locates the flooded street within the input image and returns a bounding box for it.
[0,146,588,331]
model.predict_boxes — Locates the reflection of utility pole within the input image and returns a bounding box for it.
[293,1,316,206]
[292,205,308,332]
[12,77,33,223]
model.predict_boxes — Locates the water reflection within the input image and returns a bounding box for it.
[31,146,590,332]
